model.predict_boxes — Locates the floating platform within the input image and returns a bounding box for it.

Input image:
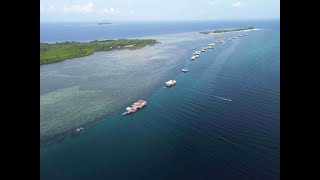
[123,100,147,115]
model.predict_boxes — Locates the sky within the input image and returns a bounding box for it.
[40,0,280,22]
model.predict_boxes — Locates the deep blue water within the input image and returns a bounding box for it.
[40,20,280,180]
[40,20,278,43]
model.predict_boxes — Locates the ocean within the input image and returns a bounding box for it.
[40,20,280,180]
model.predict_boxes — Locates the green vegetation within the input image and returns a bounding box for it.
[200,26,255,34]
[40,39,158,65]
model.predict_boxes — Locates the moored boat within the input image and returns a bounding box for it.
[194,51,201,55]
[76,127,84,132]
[165,80,177,87]
[123,100,147,115]
[182,68,189,73]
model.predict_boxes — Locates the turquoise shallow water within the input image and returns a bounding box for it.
[40,21,279,179]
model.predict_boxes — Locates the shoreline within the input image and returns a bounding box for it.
[202,28,259,35]
[40,39,158,65]
[200,26,255,35]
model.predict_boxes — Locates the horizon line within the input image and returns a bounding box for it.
[40,18,280,23]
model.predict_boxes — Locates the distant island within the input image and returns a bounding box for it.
[40,39,158,65]
[97,22,112,25]
[200,26,255,34]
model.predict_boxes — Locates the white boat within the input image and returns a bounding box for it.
[191,56,196,60]
[229,38,232,41]
[239,35,243,37]
[244,34,248,36]
[195,55,199,58]
[201,48,206,52]
[165,80,177,87]
[232,37,237,39]
[208,43,215,46]
[76,127,84,132]
[208,45,213,49]
[194,51,201,55]
[220,40,225,44]
[182,68,189,73]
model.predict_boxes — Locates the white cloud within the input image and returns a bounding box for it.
[41,1,120,19]
[208,0,223,6]
[40,4,44,13]
[232,2,241,7]
[129,10,135,15]
[47,5,56,12]
[40,3,56,13]
[103,8,119,15]
[64,2,94,13]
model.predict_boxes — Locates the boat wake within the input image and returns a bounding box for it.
[214,96,232,102]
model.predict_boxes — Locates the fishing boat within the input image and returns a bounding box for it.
[76,127,84,132]
[182,68,189,73]
[194,51,201,55]
[165,80,176,87]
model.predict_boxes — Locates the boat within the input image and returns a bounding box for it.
[165,80,176,87]
[201,48,206,52]
[123,100,147,115]
[220,40,225,44]
[194,51,201,55]
[244,34,248,36]
[195,55,199,58]
[208,45,213,49]
[76,127,84,132]
[208,43,215,46]
[182,68,189,73]
[191,55,196,60]
[239,35,243,37]
[229,38,232,41]
[215,41,219,43]
[232,37,237,39]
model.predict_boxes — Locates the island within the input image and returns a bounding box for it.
[40,39,158,65]
[200,26,255,34]
[97,22,112,25]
